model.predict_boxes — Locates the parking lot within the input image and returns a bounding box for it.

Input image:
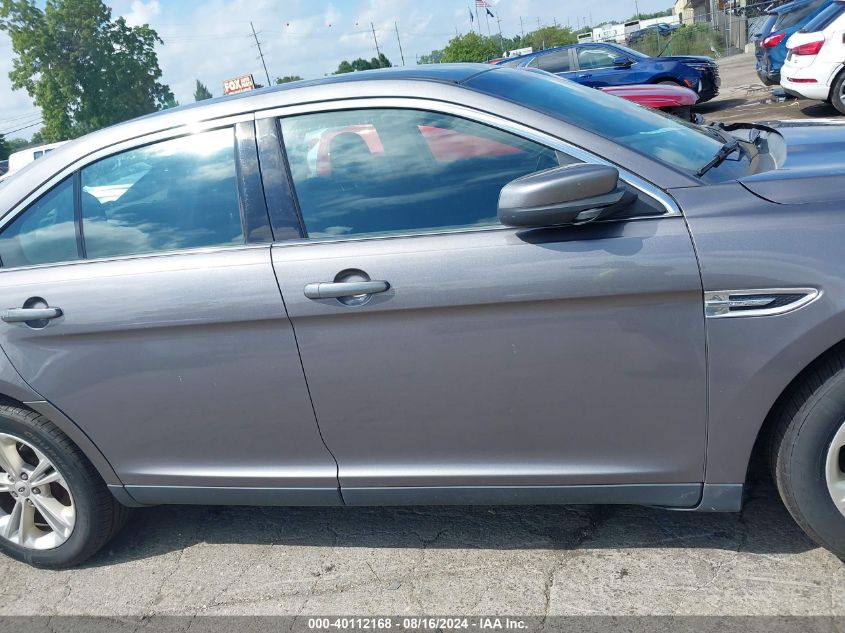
[1,53,844,621]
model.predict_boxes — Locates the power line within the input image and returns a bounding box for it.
[250,21,272,86]
[2,120,43,136]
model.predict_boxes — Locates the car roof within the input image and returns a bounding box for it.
[145,64,494,120]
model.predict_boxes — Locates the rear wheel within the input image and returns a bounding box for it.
[831,71,845,115]
[770,355,845,559]
[0,406,128,568]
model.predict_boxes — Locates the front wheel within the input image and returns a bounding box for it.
[0,406,128,568]
[770,356,845,559]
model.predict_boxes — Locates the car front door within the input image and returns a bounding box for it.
[574,46,632,87]
[260,102,708,507]
[0,122,339,505]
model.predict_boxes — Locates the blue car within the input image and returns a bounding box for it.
[755,0,832,85]
[495,42,720,102]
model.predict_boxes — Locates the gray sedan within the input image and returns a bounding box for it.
[0,65,843,568]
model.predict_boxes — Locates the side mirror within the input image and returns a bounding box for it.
[497,164,632,228]
[613,56,634,67]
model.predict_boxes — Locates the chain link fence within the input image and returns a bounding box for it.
[617,0,794,58]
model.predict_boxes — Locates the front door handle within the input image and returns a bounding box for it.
[304,281,389,300]
[1,307,63,323]
[577,73,592,78]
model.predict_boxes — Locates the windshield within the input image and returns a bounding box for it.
[802,0,845,30]
[466,68,725,177]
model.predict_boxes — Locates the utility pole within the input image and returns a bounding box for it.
[370,22,382,58]
[519,16,525,38]
[497,15,504,54]
[250,21,271,87]
[394,22,406,66]
[635,0,641,19]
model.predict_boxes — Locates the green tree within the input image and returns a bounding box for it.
[0,0,174,142]
[275,75,303,84]
[160,92,179,109]
[0,135,9,161]
[441,32,500,62]
[193,79,212,101]
[333,53,391,74]
[417,49,444,64]
[522,26,577,52]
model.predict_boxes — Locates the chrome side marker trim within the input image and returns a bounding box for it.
[704,288,820,318]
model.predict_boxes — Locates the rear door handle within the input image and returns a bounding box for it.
[304,281,389,300]
[1,308,63,323]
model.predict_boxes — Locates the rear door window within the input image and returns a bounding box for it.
[537,50,572,73]
[80,128,244,259]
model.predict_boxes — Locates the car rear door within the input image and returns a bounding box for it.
[0,120,339,505]
[258,101,708,507]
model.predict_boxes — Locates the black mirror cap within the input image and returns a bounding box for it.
[498,164,627,228]
[613,56,634,67]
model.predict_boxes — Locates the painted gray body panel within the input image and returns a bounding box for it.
[0,246,338,489]
[271,219,707,489]
[673,182,845,483]
[0,66,842,512]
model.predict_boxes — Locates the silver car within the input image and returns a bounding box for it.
[0,65,843,568]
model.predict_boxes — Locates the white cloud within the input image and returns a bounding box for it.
[125,0,161,27]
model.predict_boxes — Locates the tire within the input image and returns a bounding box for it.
[831,71,845,116]
[0,406,129,568]
[770,354,845,559]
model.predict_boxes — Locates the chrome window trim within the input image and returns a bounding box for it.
[256,96,680,247]
[704,288,821,319]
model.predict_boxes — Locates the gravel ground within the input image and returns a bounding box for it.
[1,52,843,621]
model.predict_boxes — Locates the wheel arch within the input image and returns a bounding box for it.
[746,336,845,487]
[0,392,121,486]
[828,64,845,103]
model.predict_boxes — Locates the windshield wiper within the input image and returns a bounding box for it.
[696,138,741,178]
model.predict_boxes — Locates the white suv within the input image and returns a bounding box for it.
[781,0,845,113]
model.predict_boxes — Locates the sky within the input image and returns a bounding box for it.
[0,0,673,140]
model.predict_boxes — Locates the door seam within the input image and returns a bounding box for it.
[268,246,346,504]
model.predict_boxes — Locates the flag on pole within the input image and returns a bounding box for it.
[486,7,495,17]
[468,7,474,22]
[475,0,488,7]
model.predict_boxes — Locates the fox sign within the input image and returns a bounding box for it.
[223,74,256,95]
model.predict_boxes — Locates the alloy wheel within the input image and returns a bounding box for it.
[0,432,75,549]
[826,421,845,520]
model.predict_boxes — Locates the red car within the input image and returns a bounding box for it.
[600,83,700,121]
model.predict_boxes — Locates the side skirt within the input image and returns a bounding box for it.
[109,483,744,512]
